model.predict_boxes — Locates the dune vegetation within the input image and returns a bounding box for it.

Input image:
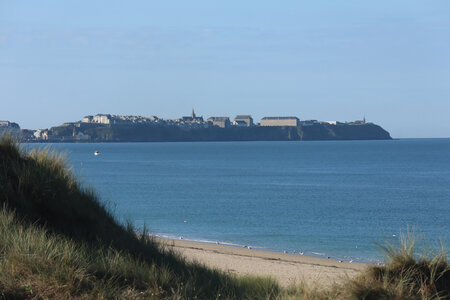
[0,135,448,299]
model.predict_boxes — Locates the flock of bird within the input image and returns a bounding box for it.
[177,219,380,263]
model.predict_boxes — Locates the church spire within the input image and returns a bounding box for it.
[191,108,196,118]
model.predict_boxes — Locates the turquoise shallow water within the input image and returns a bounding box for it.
[29,139,450,263]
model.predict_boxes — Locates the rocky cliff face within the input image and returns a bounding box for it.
[298,123,391,141]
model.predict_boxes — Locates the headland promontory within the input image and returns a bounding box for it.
[3,110,392,142]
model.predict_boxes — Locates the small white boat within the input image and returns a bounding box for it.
[94,151,101,156]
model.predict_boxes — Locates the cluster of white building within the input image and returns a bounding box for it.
[82,114,162,125]
[80,111,304,129]
[80,111,368,129]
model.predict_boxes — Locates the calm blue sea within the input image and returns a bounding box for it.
[29,139,450,262]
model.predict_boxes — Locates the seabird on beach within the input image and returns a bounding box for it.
[247,246,252,249]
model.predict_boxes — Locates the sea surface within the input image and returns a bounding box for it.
[28,139,450,263]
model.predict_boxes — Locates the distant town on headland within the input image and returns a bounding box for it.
[0,110,392,142]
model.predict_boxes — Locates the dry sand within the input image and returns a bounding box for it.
[155,238,368,287]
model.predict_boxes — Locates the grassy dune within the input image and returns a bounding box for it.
[0,135,448,299]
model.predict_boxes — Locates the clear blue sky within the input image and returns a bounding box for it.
[1,1,449,138]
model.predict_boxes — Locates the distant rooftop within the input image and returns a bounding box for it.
[261,117,299,120]
[208,117,229,121]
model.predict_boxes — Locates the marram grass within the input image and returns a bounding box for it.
[0,135,449,299]
[0,135,281,299]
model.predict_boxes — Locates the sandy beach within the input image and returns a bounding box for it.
[156,238,367,287]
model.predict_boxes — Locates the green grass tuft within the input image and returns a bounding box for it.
[360,234,450,299]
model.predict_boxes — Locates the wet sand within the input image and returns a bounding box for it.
[155,237,367,287]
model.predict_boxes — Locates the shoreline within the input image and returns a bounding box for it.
[152,233,378,264]
[155,237,368,287]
